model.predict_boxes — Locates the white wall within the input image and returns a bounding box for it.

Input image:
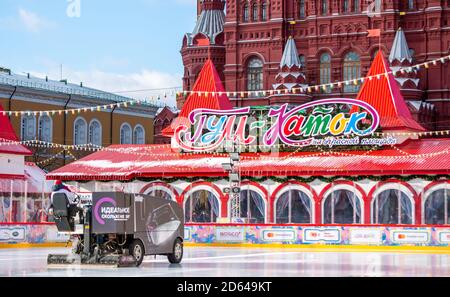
[0,153,25,176]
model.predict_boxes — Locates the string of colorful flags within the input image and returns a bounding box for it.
[0,53,449,118]
[1,137,448,161]
[176,54,450,98]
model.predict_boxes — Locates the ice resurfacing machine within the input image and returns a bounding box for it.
[47,192,184,267]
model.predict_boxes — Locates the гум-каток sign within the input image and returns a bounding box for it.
[175,98,388,152]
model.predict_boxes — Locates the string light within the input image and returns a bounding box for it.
[175,54,450,98]
[0,55,448,118]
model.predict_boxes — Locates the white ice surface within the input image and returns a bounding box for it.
[0,247,448,277]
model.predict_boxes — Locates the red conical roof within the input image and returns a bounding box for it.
[355,51,425,131]
[163,59,232,136]
[0,104,32,155]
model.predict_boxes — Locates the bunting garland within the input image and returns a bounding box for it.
[0,54,449,118]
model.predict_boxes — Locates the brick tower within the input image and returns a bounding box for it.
[179,0,226,109]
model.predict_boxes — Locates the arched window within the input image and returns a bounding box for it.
[145,187,174,201]
[353,0,360,12]
[299,0,305,18]
[424,188,449,225]
[88,119,102,146]
[133,125,145,144]
[252,3,258,21]
[38,115,52,142]
[120,123,132,144]
[184,190,219,223]
[243,4,249,22]
[21,113,36,141]
[372,189,413,224]
[343,51,361,93]
[238,189,265,223]
[321,0,328,15]
[343,0,349,12]
[261,2,267,21]
[73,117,87,145]
[276,188,313,224]
[323,189,362,224]
[320,53,332,92]
[247,57,264,91]
[299,54,306,67]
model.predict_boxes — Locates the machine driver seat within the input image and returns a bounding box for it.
[52,193,76,232]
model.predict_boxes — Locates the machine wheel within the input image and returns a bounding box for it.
[130,239,145,266]
[168,238,183,264]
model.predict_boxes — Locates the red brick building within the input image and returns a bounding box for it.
[154,107,178,144]
[180,0,450,130]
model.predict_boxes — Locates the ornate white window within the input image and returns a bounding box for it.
[238,189,266,224]
[74,117,87,145]
[243,4,249,22]
[120,123,132,144]
[299,0,305,18]
[133,125,145,144]
[320,53,332,93]
[247,57,264,91]
[276,187,313,224]
[38,115,52,142]
[261,2,267,21]
[88,119,102,146]
[343,51,361,93]
[21,113,36,141]
[323,187,363,224]
[372,189,414,224]
[184,190,220,223]
[423,187,449,225]
[252,3,258,21]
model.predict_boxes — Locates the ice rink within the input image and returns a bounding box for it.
[0,247,449,277]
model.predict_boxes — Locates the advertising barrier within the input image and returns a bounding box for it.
[184,225,450,247]
[1,224,450,247]
[0,224,69,245]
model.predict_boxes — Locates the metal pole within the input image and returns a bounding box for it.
[229,141,241,222]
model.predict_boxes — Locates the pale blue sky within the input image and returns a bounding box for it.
[0,0,198,104]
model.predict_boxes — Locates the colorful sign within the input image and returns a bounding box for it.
[2,224,450,247]
[215,227,245,242]
[438,231,450,244]
[391,230,430,244]
[303,228,341,243]
[349,228,383,245]
[94,197,131,225]
[175,99,382,152]
[0,227,26,242]
[262,229,296,242]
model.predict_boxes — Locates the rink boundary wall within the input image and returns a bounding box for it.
[1,223,450,250]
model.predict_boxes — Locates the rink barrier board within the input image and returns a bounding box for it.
[183,243,450,254]
[183,224,450,247]
[1,223,450,249]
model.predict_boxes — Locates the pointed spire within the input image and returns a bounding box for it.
[389,28,413,64]
[273,37,308,92]
[280,37,302,69]
[162,59,232,137]
[187,0,225,46]
[355,52,425,132]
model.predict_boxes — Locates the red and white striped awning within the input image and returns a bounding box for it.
[46,138,450,181]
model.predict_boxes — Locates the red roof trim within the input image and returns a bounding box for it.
[0,174,26,180]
